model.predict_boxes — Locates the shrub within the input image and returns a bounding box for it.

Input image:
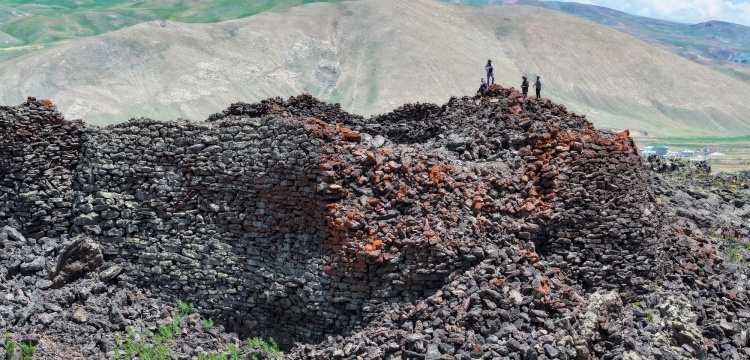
[202,318,214,330]
[646,310,654,323]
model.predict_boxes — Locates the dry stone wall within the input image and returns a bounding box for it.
[2,89,748,359]
[0,98,84,239]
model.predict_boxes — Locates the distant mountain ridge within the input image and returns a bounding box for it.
[442,0,750,69]
[1,0,750,142]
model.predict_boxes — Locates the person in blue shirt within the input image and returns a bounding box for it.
[485,60,495,85]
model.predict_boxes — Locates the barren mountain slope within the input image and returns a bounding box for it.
[1,0,749,138]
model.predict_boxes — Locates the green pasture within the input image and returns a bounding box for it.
[0,0,345,55]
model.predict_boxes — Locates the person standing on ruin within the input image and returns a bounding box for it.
[533,75,542,99]
[485,60,495,85]
[521,76,529,98]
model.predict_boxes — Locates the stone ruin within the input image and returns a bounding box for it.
[1,86,749,359]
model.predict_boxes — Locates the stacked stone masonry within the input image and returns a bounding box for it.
[1,87,748,359]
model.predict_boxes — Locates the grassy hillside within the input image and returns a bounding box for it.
[0,0,344,61]
[443,1,750,74]
[0,0,749,143]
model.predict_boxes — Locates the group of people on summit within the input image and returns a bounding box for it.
[479,59,541,99]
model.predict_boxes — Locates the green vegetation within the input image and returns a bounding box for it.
[657,135,750,145]
[0,0,349,60]
[20,342,36,360]
[225,344,241,360]
[176,300,194,315]
[707,226,750,269]
[646,310,655,323]
[727,245,747,266]
[5,333,16,360]
[113,316,182,360]
[247,337,281,357]
[197,338,281,360]
[197,353,227,360]
[3,334,37,360]
[113,300,282,359]
[635,301,641,308]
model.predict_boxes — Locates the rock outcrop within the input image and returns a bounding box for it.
[1,87,749,359]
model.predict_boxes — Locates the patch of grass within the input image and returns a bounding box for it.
[247,337,281,357]
[659,135,750,144]
[198,353,228,360]
[727,244,748,269]
[226,344,241,360]
[646,310,654,323]
[5,333,16,360]
[176,300,194,315]
[112,304,283,360]
[20,341,35,360]
[114,327,172,360]
[635,301,641,308]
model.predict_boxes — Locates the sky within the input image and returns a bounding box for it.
[564,0,750,26]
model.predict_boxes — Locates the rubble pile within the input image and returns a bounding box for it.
[1,87,748,359]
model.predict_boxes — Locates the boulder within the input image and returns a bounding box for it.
[50,235,103,287]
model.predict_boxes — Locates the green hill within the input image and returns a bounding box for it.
[0,0,344,61]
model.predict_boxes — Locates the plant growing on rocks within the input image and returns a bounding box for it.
[197,353,227,360]
[176,300,194,315]
[201,318,214,330]
[20,342,35,360]
[225,344,241,360]
[113,322,178,360]
[5,333,16,360]
[247,337,280,357]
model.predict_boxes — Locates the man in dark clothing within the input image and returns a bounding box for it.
[521,76,529,98]
[533,76,542,99]
[478,78,488,96]
[485,60,494,85]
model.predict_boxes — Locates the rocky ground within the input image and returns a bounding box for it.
[1,87,749,360]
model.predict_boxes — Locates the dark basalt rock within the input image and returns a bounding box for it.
[0,89,748,359]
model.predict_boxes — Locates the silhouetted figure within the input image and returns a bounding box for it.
[485,59,495,85]
[534,76,542,99]
[478,78,488,96]
[521,76,529,98]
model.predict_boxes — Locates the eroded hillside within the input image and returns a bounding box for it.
[1,88,749,359]
[1,0,750,140]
